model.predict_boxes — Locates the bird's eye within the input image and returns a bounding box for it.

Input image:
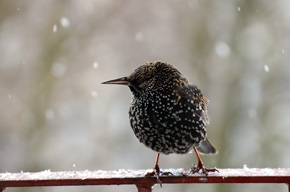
[135,75,153,86]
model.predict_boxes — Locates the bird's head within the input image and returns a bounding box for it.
[102,61,188,98]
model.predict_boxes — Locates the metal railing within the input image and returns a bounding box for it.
[1,168,290,192]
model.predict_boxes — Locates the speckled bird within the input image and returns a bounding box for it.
[102,61,218,185]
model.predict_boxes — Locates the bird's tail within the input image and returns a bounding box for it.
[196,138,218,155]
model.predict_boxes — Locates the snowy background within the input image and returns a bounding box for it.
[1,0,290,192]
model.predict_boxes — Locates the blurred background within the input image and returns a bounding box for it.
[1,0,290,191]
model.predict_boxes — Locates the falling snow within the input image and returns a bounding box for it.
[53,24,57,33]
[93,62,99,69]
[215,42,230,57]
[60,17,70,28]
[91,91,98,97]
[264,65,269,72]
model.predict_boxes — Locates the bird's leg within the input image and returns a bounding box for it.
[191,147,218,175]
[145,153,162,186]
[145,153,174,187]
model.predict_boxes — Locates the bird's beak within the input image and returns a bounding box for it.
[101,77,130,86]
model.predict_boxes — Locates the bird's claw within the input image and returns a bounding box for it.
[190,163,219,176]
[145,170,162,187]
[145,165,173,187]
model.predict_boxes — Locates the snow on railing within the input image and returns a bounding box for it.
[1,168,290,192]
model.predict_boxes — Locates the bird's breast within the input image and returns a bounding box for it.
[128,92,207,154]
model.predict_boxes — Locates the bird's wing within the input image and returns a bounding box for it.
[177,83,208,107]
[176,84,218,154]
[175,83,209,124]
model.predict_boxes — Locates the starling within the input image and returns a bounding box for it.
[102,61,218,186]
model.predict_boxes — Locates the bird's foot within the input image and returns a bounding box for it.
[190,162,218,176]
[145,164,162,187]
[145,165,173,187]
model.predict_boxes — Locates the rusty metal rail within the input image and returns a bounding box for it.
[1,168,290,192]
